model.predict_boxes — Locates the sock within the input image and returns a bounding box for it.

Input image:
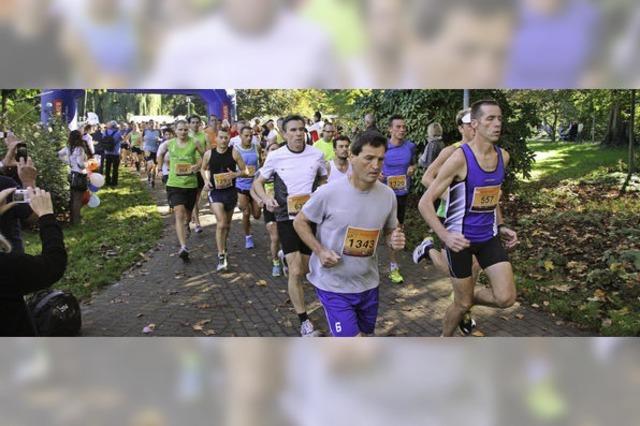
[390,262,399,271]
[298,312,309,324]
[273,259,280,266]
[181,245,188,252]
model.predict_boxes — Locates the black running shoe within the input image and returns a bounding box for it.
[458,312,477,335]
[179,247,190,263]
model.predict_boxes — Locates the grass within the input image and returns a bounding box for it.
[23,168,163,300]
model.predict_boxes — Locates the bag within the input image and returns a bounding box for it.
[27,289,82,336]
[70,171,88,191]
[101,130,117,151]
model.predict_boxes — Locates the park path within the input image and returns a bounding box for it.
[81,177,592,337]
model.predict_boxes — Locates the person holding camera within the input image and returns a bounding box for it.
[0,187,68,336]
[58,130,92,225]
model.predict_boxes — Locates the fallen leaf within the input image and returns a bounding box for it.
[549,284,574,292]
[256,280,267,287]
[136,313,144,318]
[142,324,156,334]
[203,329,216,336]
[471,330,485,337]
[197,304,211,309]
[515,314,525,320]
[500,316,510,321]
[543,301,550,307]
[192,319,211,332]
[531,303,540,309]
[602,318,613,328]
[543,260,555,272]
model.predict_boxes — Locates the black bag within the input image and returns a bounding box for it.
[27,289,82,336]
[70,171,88,191]
[101,130,117,151]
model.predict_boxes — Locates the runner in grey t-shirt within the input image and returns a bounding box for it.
[294,131,406,337]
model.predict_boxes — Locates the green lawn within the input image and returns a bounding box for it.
[526,141,628,182]
[23,168,163,299]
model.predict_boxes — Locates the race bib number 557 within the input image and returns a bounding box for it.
[342,227,380,257]
[470,185,501,213]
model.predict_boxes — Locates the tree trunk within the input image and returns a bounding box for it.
[621,90,636,194]
[551,113,558,143]
[603,91,627,146]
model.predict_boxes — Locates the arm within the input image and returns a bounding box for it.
[232,149,249,177]
[156,143,168,176]
[293,211,340,267]
[200,150,212,190]
[252,174,278,210]
[192,141,204,173]
[421,145,456,188]
[417,150,470,252]
[496,149,517,248]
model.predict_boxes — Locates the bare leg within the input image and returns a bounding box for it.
[211,203,230,255]
[473,262,516,309]
[442,276,475,336]
[285,252,309,314]
[191,188,203,228]
[266,222,279,261]
[237,193,251,236]
[174,205,188,247]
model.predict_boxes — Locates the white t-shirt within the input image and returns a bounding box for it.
[328,159,352,183]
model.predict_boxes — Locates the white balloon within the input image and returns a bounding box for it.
[88,194,100,208]
[89,173,105,188]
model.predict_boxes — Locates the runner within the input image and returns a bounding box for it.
[156,120,205,263]
[201,128,249,272]
[234,125,262,250]
[293,130,405,337]
[381,114,416,284]
[413,108,481,334]
[326,135,352,182]
[313,122,336,163]
[204,113,219,150]
[250,142,284,277]
[252,114,328,337]
[189,115,207,234]
[143,119,161,188]
[157,127,175,187]
[418,100,518,337]
[128,122,144,172]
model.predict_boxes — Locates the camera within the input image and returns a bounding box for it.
[13,189,30,203]
[15,142,28,161]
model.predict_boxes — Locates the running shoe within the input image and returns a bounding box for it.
[412,237,435,264]
[458,312,477,336]
[245,235,254,249]
[194,225,203,234]
[178,247,190,263]
[216,254,228,272]
[388,268,404,284]
[272,260,283,277]
[278,249,288,277]
[300,319,320,337]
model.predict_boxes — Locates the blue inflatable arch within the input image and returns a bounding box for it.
[41,89,235,126]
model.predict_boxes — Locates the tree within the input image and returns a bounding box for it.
[621,89,636,194]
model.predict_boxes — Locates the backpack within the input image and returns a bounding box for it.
[101,130,117,152]
[27,289,82,336]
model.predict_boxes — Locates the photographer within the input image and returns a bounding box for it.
[58,130,92,225]
[0,187,67,336]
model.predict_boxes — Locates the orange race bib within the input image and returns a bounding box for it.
[175,163,193,176]
[470,185,501,213]
[342,227,381,257]
[213,172,234,189]
[287,194,310,218]
[387,175,407,191]
[246,165,256,177]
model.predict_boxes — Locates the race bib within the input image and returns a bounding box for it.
[342,227,380,257]
[246,165,256,177]
[470,185,501,213]
[175,163,193,176]
[387,175,407,191]
[213,172,234,189]
[287,194,310,218]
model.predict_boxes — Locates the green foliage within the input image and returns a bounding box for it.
[23,169,163,299]
[352,89,536,194]
[0,100,70,214]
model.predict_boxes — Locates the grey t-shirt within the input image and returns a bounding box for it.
[302,179,398,294]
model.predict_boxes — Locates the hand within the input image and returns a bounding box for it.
[443,231,471,253]
[499,226,518,249]
[190,164,200,174]
[2,139,21,168]
[407,165,416,177]
[0,187,17,215]
[264,196,278,211]
[27,187,54,217]
[203,182,212,192]
[17,157,37,188]
[389,227,406,251]
[318,247,340,268]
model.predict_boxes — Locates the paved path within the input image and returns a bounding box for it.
[81,178,591,337]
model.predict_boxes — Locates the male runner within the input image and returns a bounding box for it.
[313,122,336,163]
[381,114,416,284]
[156,120,204,263]
[418,100,518,337]
[189,115,207,234]
[143,119,161,188]
[252,115,328,337]
[294,131,405,337]
[201,128,249,272]
[235,125,262,249]
[326,135,352,182]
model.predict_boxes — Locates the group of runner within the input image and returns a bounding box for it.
[152,100,518,338]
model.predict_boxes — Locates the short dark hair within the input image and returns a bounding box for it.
[240,126,253,134]
[323,122,335,131]
[388,114,405,127]
[333,135,351,149]
[282,115,305,131]
[351,131,387,156]
[314,111,321,120]
[470,99,500,120]
[188,115,201,124]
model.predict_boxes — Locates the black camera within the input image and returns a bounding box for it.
[15,143,28,162]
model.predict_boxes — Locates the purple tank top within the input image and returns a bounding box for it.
[444,144,504,243]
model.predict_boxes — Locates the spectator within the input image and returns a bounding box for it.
[0,158,38,254]
[58,130,92,225]
[0,187,67,336]
[418,122,444,169]
[103,121,123,187]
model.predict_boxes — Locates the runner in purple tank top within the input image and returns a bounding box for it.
[418,100,519,337]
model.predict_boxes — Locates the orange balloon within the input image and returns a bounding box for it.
[86,159,99,172]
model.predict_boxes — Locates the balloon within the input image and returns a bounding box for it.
[89,173,105,188]
[88,183,99,193]
[86,159,99,172]
[88,194,100,208]
[81,191,91,205]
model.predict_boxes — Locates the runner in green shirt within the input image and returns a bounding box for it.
[313,122,336,162]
